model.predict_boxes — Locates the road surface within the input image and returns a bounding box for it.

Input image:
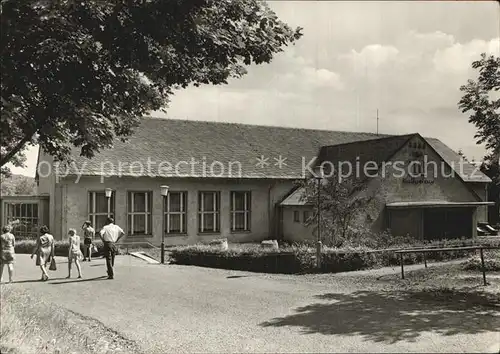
[5,254,499,353]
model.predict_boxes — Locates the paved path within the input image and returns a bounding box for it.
[5,255,500,353]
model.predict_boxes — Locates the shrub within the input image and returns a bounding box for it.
[14,239,113,257]
[168,239,485,274]
[168,237,492,269]
[461,251,500,271]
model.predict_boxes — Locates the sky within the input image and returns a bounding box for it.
[8,0,500,177]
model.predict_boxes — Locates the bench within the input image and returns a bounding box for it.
[394,246,500,286]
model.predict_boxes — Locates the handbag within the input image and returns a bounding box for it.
[91,244,98,254]
[49,257,57,271]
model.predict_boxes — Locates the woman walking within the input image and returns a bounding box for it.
[67,228,83,278]
[0,225,16,283]
[31,225,55,281]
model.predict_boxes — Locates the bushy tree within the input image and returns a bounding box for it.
[13,177,37,195]
[459,53,499,167]
[0,174,37,195]
[298,174,374,247]
[459,53,500,224]
[0,0,302,174]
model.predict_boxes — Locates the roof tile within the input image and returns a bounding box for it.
[64,117,491,184]
[68,117,389,179]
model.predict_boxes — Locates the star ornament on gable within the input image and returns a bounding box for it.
[256,155,270,168]
[274,155,287,169]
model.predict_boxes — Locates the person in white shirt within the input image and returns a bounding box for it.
[99,217,124,279]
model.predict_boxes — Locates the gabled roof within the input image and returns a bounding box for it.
[66,117,389,179]
[316,134,415,179]
[59,117,490,183]
[281,133,491,206]
[280,187,310,206]
[425,138,491,183]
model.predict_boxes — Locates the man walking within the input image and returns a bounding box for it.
[99,217,124,279]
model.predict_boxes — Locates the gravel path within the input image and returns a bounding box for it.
[6,254,500,353]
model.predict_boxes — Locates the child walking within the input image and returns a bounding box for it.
[67,229,83,279]
[82,221,95,261]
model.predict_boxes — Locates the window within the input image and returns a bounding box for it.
[165,191,187,234]
[230,191,251,232]
[293,210,300,223]
[4,202,39,239]
[198,192,220,233]
[127,191,152,235]
[303,211,311,224]
[88,191,115,232]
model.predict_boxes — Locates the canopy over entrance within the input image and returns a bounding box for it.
[386,201,494,209]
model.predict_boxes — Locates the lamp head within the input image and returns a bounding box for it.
[160,185,169,197]
[105,188,113,198]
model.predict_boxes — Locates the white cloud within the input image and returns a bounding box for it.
[299,67,344,90]
[161,30,498,159]
[404,31,455,52]
[433,37,500,73]
[267,51,344,91]
[346,44,400,70]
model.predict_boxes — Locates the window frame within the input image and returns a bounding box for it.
[230,191,251,232]
[127,191,153,236]
[303,210,311,224]
[293,210,300,223]
[88,191,116,232]
[164,191,188,235]
[198,191,220,233]
[3,202,39,239]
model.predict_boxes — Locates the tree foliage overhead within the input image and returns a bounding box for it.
[459,53,500,166]
[0,0,303,173]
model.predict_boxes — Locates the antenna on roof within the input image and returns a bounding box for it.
[376,109,379,136]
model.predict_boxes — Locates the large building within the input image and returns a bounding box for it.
[1,117,493,244]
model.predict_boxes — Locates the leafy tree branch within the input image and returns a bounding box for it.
[1,0,303,174]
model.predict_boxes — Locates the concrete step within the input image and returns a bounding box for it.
[129,252,160,264]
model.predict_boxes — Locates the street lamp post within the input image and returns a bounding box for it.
[314,168,323,270]
[160,185,169,264]
[105,188,113,217]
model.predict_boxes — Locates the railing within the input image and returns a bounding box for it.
[395,245,500,286]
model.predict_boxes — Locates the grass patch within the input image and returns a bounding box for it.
[0,286,142,354]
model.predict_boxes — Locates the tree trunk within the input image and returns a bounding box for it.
[0,134,32,167]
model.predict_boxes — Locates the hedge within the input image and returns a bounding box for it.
[13,239,124,257]
[168,238,500,274]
